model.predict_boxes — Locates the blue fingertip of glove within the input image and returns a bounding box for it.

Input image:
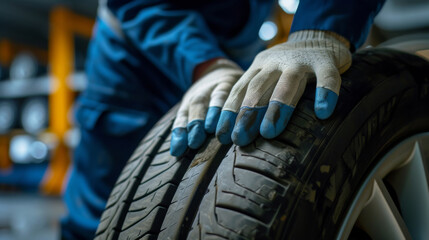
[232,106,267,146]
[187,120,206,149]
[260,101,294,139]
[205,106,221,134]
[314,87,338,120]
[171,127,188,156]
[216,110,238,145]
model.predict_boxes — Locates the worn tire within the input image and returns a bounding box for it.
[95,48,429,240]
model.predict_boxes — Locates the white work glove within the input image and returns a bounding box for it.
[216,30,352,146]
[171,59,243,156]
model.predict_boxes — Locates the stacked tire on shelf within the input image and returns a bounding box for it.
[95,48,429,240]
[0,96,49,135]
[0,53,50,164]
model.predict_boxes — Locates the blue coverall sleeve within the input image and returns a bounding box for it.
[105,1,228,89]
[291,0,386,50]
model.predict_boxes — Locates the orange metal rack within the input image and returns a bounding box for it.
[0,40,48,171]
[41,7,94,195]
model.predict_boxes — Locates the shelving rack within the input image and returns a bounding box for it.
[0,6,94,195]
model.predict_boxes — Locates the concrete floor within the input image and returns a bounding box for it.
[0,192,64,240]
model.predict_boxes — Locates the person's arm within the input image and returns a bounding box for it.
[291,0,386,51]
[104,0,227,89]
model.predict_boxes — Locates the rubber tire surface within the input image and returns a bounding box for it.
[95,49,429,240]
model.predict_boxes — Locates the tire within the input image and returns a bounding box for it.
[95,48,429,240]
[20,97,48,134]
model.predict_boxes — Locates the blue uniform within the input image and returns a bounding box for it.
[61,0,384,239]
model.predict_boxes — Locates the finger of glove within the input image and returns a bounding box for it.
[216,70,259,144]
[260,70,307,139]
[187,94,211,149]
[232,69,280,146]
[171,87,210,156]
[173,99,190,130]
[171,101,190,156]
[314,64,341,119]
[171,127,188,156]
[205,107,221,134]
[222,69,260,112]
[187,119,206,149]
[241,69,281,107]
[205,81,235,133]
[209,80,235,108]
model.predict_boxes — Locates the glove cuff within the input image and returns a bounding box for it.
[198,58,243,78]
[288,30,350,49]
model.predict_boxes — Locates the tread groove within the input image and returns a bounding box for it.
[132,182,178,202]
[121,205,169,231]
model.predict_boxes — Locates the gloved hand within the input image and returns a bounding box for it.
[171,59,243,156]
[216,30,352,146]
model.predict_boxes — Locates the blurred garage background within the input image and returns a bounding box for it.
[0,1,97,239]
[1,0,427,239]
